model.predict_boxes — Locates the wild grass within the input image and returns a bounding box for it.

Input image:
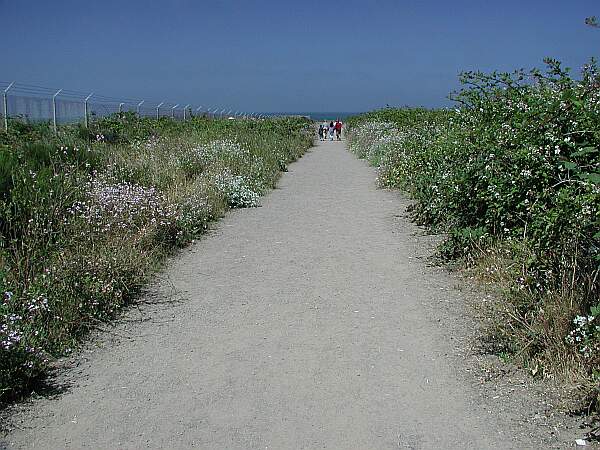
[0,113,313,402]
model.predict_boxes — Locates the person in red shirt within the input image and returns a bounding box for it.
[335,120,343,140]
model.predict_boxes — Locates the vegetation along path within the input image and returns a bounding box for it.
[7,139,534,449]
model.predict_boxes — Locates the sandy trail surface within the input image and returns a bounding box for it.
[4,139,522,449]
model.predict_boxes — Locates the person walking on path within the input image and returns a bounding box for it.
[335,119,343,140]
[329,121,335,141]
[318,124,324,141]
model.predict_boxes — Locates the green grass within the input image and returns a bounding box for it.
[0,113,313,402]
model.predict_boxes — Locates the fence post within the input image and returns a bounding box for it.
[183,104,190,121]
[137,100,144,116]
[84,93,93,128]
[156,102,164,120]
[52,89,62,134]
[171,104,179,119]
[2,81,15,132]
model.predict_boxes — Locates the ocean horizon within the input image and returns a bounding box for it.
[264,112,363,121]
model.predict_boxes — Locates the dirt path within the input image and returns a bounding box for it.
[5,139,529,449]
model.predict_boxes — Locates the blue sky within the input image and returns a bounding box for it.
[1,0,598,112]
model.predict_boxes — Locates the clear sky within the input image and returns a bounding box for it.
[1,0,598,112]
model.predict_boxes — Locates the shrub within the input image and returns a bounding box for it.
[347,59,599,407]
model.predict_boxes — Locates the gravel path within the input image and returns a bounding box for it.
[4,139,523,449]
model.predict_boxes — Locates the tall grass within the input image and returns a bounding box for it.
[0,113,313,402]
[347,59,599,411]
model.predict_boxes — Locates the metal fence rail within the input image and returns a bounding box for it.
[0,81,265,133]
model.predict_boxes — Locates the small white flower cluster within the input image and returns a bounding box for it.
[1,289,50,353]
[69,176,177,234]
[565,314,600,359]
[214,169,259,208]
[26,295,49,313]
[177,191,215,226]
[194,139,250,164]
[1,310,22,351]
[1,292,17,351]
[1,325,22,350]
[130,135,161,151]
[347,121,397,162]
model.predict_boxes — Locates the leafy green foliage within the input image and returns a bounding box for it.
[347,60,599,397]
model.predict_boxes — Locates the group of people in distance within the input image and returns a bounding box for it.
[318,120,343,141]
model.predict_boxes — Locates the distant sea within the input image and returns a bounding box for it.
[264,112,363,121]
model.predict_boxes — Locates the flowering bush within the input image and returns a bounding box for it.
[69,175,177,234]
[195,139,250,163]
[566,306,600,361]
[213,169,259,208]
[1,289,49,396]
[173,180,223,243]
[347,59,599,402]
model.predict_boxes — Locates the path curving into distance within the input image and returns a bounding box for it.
[5,139,520,449]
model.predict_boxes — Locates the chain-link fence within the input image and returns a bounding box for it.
[0,81,263,132]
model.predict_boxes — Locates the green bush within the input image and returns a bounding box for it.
[347,59,599,400]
